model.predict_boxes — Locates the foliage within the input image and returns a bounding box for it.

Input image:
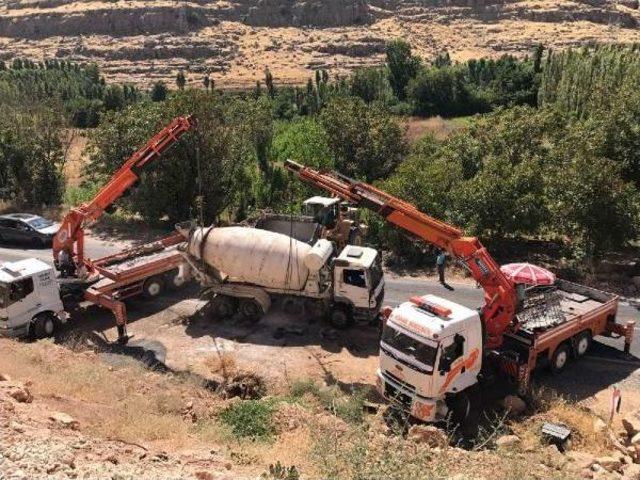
[386,40,421,101]
[350,67,393,104]
[219,399,275,440]
[0,105,66,206]
[288,379,369,425]
[150,81,168,102]
[261,462,300,480]
[84,91,272,223]
[539,44,640,118]
[319,97,408,182]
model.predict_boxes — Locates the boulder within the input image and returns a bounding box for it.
[49,412,79,430]
[568,451,596,470]
[623,463,640,479]
[407,425,448,448]
[0,372,11,381]
[595,456,623,473]
[496,434,521,450]
[501,395,527,416]
[631,433,640,446]
[1,382,33,403]
[594,418,607,433]
[622,413,640,436]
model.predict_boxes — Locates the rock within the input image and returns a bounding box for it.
[10,421,26,433]
[568,451,596,470]
[195,472,215,480]
[2,382,33,403]
[595,456,623,472]
[623,463,640,479]
[496,434,521,450]
[594,418,607,433]
[0,372,11,381]
[49,412,79,430]
[622,413,640,436]
[407,425,449,448]
[501,395,527,416]
[631,432,640,445]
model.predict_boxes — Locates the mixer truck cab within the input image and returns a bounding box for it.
[332,245,385,324]
[0,259,67,339]
[377,294,481,423]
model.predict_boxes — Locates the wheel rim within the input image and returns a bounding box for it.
[44,319,54,336]
[555,350,568,369]
[241,301,260,317]
[577,337,589,355]
[147,282,161,296]
[172,276,185,288]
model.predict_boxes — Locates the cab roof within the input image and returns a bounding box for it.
[303,196,340,208]
[0,258,52,283]
[336,245,378,268]
[388,294,479,340]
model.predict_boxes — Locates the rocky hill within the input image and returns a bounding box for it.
[1,0,640,87]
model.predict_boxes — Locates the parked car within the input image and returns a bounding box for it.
[0,213,60,248]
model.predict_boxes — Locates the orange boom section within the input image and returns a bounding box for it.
[53,115,197,271]
[284,160,518,348]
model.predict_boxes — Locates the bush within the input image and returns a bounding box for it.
[219,399,276,441]
[320,97,407,182]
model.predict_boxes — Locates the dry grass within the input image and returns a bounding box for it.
[403,116,469,143]
[512,387,611,455]
[0,339,221,448]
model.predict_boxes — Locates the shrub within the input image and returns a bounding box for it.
[219,399,276,441]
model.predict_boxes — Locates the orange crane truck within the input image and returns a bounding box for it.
[0,116,196,344]
[285,160,635,429]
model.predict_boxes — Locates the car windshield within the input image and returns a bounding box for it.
[28,217,54,229]
[381,324,438,367]
[0,283,8,308]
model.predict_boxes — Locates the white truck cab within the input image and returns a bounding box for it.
[377,294,482,422]
[332,245,385,325]
[0,259,66,339]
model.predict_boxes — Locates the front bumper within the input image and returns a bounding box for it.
[0,322,29,338]
[376,370,444,422]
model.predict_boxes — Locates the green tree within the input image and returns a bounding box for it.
[176,70,186,90]
[103,84,125,111]
[386,40,421,101]
[265,68,275,98]
[150,81,168,102]
[84,92,272,223]
[319,97,408,182]
[546,154,640,259]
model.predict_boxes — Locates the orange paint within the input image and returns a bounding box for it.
[439,348,480,394]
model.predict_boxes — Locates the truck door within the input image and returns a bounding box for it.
[6,277,36,329]
[436,332,480,394]
[336,267,369,307]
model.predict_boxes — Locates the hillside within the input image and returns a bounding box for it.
[1,0,640,87]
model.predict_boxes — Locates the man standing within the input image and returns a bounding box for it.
[436,250,446,285]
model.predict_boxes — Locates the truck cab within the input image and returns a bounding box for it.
[377,294,482,422]
[0,259,66,339]
[332,245,385,325]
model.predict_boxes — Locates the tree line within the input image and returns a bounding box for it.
[2,42,640,264]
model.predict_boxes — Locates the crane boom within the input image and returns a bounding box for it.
[53,115,196,269]
[284,159,518,348]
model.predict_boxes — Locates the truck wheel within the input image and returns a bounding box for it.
[447,388,480,440]
[239,299,263,322]
[210,295,236,319]
[550,343,571,374]
[32,313,56,339]
[142,276,164,299]
[304,299,326,321]
[574,331,592,358]
[329,307,354,329]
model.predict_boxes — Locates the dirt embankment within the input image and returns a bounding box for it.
[1,0,640,87]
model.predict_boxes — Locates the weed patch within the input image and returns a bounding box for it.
[220,400,276,441]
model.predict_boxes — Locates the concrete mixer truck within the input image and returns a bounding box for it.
[178,225,385,328]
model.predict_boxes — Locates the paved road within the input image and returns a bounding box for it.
[2,238,639,356]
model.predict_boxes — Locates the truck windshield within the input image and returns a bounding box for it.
[369,255,383,288]
[381,324,438,367]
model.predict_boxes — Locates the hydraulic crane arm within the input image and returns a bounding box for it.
[284,159,519,348]
[53,115,197,268]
